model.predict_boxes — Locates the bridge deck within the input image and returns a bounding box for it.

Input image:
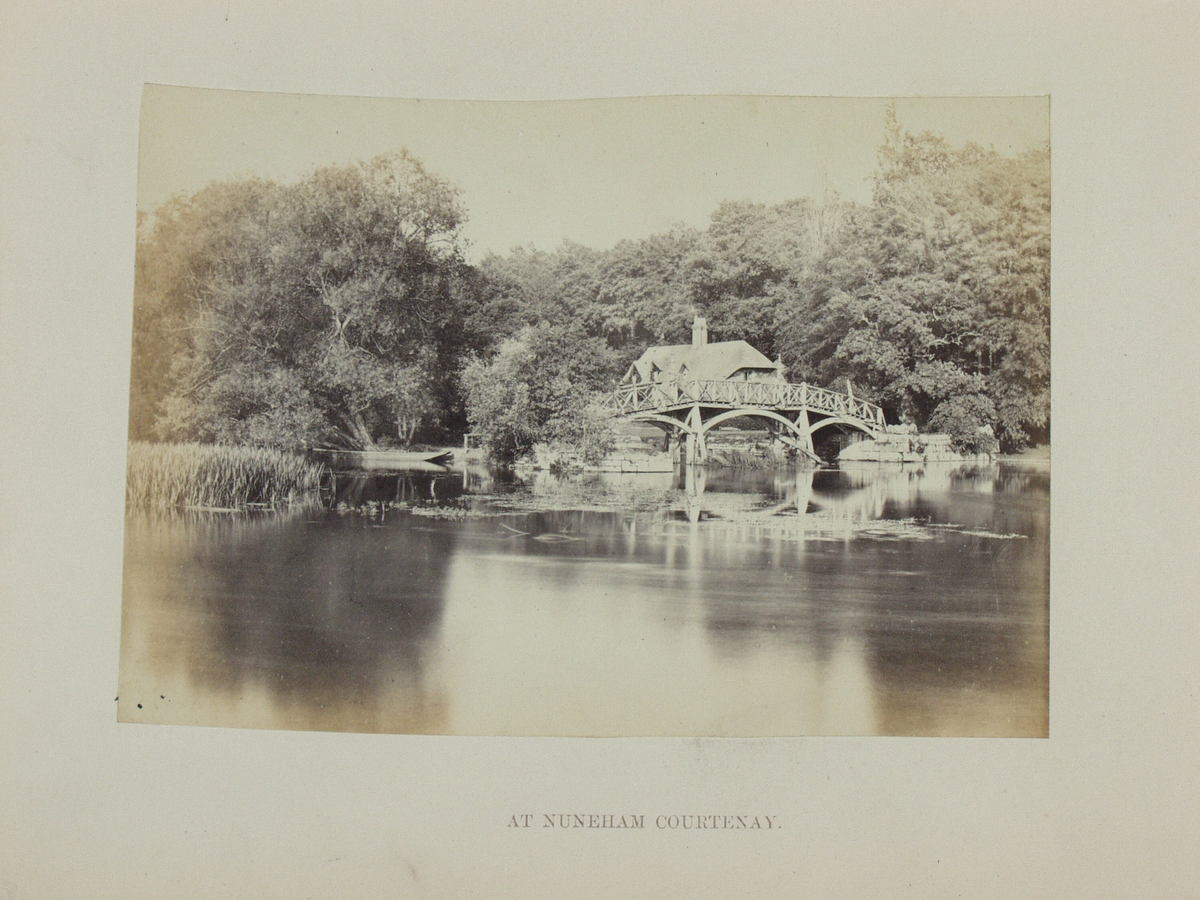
[611,379,886,430]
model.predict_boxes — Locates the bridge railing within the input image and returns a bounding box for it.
[610,378,886,429]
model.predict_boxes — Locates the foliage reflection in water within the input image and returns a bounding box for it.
[119,460,1049,736]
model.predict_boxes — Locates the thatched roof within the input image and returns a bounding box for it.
[623,340,782,383]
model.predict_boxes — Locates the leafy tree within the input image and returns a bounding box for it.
[775,108,1049,448]
[469,242,606,337]
[928,394,999,454]
[130,179,285,440]
[460,323,621,463]
[588,227,700,348]
[684,199,813,355]
[460,347,537,463]
[131,152,473,450]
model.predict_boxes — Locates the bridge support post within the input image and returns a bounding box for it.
[796,407,816,459]
[684,405,706,465]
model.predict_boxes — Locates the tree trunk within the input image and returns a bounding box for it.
[335,411,376,450]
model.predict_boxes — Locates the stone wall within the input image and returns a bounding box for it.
[839,432,991,464]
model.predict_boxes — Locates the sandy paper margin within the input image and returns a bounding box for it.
[2,2,1198,898]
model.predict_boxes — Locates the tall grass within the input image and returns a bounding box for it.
[126,442,325,511]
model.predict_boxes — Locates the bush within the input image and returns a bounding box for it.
[461,325,619,465]
[927,394,1000,454]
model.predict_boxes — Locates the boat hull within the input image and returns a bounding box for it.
[312,448,454,471]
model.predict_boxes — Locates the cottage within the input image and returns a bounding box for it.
[621,317,784,385]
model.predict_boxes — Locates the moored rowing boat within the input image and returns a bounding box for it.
[311,448,454,470]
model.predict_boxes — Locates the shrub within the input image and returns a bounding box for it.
[461,325,619,465]
[927,394,1000,454]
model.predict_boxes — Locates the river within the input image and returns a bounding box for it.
[119,460,1049,737]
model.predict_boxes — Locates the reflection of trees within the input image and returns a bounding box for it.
[859,536,1049,736]
[328,471,464,507]
[688,528,1047,736]
[991,465,1049,496]
[626,463,1049,736]
[123,459,1050,736]
[127,512,456,732]
[814,462,1051,533]
[490,469,679,513]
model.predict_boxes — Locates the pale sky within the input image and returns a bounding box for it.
[139,87,1048,262]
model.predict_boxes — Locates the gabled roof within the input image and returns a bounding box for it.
[624,340,781,383]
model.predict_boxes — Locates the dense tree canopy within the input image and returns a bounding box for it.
[776,111,1049,447]
[460,120,1048,452]
[131,152,475,451]
[131,113,1049,458]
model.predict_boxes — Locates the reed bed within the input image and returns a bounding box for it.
[126,441,325,511]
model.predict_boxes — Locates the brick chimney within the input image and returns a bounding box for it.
[692,316,708,348]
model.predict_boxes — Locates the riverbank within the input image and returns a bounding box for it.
[838,432,994,464]
[452,435,1050,472]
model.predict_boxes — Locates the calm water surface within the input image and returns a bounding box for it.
[119,461,1049,736]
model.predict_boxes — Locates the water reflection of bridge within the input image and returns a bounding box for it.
[671,464,930,528]
[477,462,1005,533]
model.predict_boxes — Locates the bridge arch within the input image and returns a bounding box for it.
[698,408,808,442]
[627,412,695,436]
[808,415,882,439]
[617,389,886,464]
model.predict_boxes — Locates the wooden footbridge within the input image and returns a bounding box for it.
[610,377,887,464]
[609,318,887,464]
